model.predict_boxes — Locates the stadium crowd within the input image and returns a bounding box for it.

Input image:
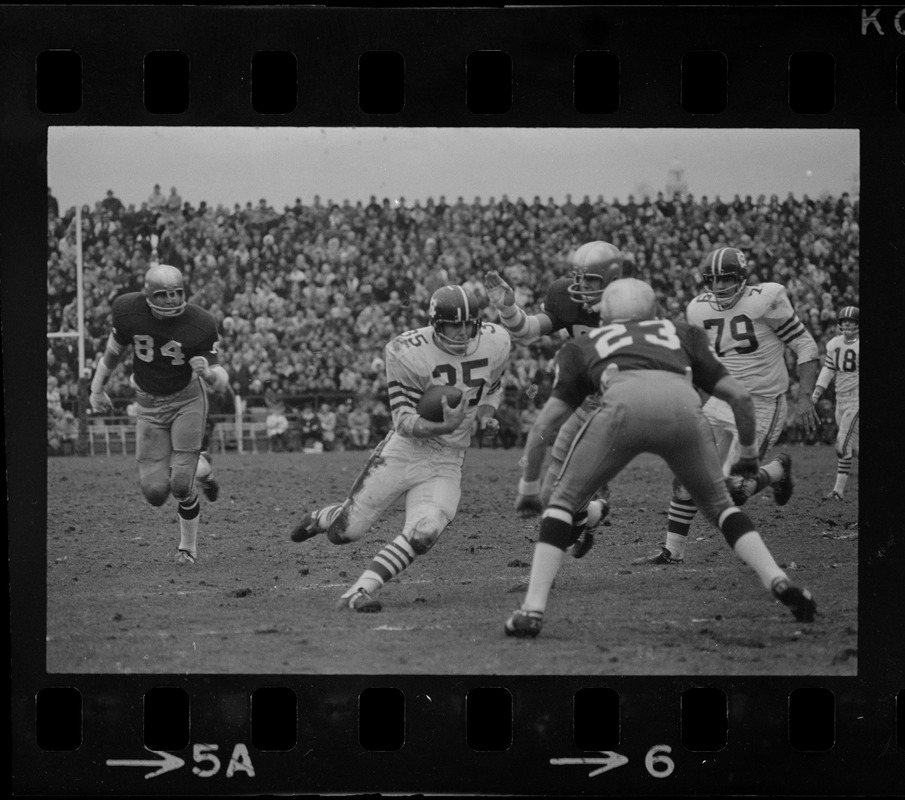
[46,185,859,454]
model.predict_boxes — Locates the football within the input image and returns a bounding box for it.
[417,384,463,422]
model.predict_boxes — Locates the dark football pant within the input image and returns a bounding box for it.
[135,377,209,506]
[549,370,733,526]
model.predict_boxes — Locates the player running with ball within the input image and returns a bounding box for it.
[287,285,510,612]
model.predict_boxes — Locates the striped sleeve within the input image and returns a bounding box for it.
[385,343,425,434]
[765,287,820,363]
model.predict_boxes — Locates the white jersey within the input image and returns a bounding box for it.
[816,334,859,402]
[385,322,511,449]
[686,282,819,398]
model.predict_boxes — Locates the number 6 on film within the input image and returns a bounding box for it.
[644,744,675,778]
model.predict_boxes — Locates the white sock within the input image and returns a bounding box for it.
[665,532,687,559]
[178,515,199,556]
[523,542,565,613]
[343,570,384,597]
[732,531,786,590]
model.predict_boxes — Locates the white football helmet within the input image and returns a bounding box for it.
[567,241,624,308]
[598,278,658,324]
[144,264,186,317]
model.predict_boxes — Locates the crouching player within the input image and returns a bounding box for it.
[505,278,817,638]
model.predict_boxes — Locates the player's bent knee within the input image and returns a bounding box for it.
[409,514,448,554]
[325,504,361,544]
[170,475,195,502]
[672,479,693,502]
[141,483,170,506]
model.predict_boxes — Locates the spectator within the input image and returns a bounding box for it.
[298,404,323,452]
[47,375,63,415]
[266,403,291,452]
[494,401,520,450]
[54,410,79,455]
[147,183,166,211]
[334,399,352,450]
[317,403,338,451]
[347,403,372,450]
[101,189,125,219]
[48,187,858,450]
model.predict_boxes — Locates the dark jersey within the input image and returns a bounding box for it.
[551,319,729,409]
[540,277,600,339]
[111,293,221,396]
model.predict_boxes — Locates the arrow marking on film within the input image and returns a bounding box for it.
[550,750,629,777]
[106,750,185,779]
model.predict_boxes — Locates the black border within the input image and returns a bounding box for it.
[6,4,904,796]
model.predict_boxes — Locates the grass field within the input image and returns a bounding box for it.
[46,444,858,676]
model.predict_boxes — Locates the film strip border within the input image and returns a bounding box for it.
[6,4,905,796]
[16,678,905,793]
[2,6,904,124]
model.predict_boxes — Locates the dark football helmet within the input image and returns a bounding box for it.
[598,278,658,324]
[567,240,624,307]
[837,305,859,343]
[429,285,482,356]
[144,263,186,317]
[701,247,750,310]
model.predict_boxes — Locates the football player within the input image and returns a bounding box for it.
[504,278,817,638]
[637,246,821,565]
[89,264,229,565]
[484,240,624,560]
[288,285,511,612]
[811,306,859,500]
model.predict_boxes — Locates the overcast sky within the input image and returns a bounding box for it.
[48,126,859,213]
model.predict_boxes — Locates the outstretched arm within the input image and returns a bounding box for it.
[484,270,552,344]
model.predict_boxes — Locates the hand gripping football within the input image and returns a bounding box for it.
[417,384,463,422]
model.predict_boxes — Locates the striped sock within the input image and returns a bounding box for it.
[354,535,416,593]
[834,457,852,495]
[666,498,697,558]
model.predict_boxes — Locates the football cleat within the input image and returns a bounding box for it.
[289,511,320,543]
[726,475,750,506]
[198,452,219,501]
[176,548,196,565]
[504,609,544,638]
[199,475,220,502]
[632,547,684,566]
[336,588,382,613]
[772,453,794,506]
[771,578,817,623]
[823,490,844,502]
[570,531,595,559]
